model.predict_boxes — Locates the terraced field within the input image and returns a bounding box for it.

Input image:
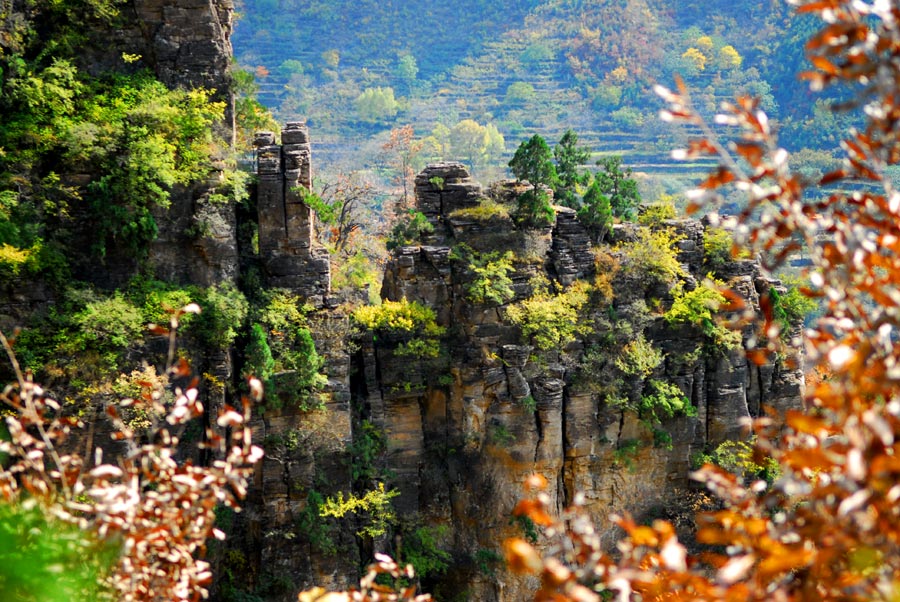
[232,0,791,193]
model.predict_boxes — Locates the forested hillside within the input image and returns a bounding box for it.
[233,0,835,188]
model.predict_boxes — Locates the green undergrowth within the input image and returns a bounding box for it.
[243,289,326,412]
[9,278,334,415]
[352,298,445,358]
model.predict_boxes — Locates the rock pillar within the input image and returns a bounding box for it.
[254,123,330,304]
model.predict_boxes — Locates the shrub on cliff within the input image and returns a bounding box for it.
[386,210,434,250]
[505,281,591,351]
[451,244,516,306]
[245,290,326,411]
[617,226,686,284]
[353,298,445,358]
[665,279,741,352]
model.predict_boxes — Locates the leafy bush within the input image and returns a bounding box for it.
[491,423,516,446]
[195,283,249,350]
[452,245,516,305]
[505,281,591,350]
[692,439,780,485]
[353,298,445,359]
[126,277,196,327]
[332,250,382,303]
[320,482,399,538]
[610,377,695,426]
[638,379,696,424]
[0,242,37,279]
[296,490,338,555]
[386,210,434,250]
[348,420,388,482]
[610,106,645,128]
[474,549,503,577]
[514,189,556,228]
[78,74,225,257]
[613,438,644,471]
[70,292,144,352]
[665,280,741,351]
[248,290,326,410]
[353,298,442,337]
[614,334,663,378]
[243,324,275,383]
[400,524,452,581]
[617,226,686,284]
[769,284,818,335]
[703,226,750,275]
[637,198,677,226]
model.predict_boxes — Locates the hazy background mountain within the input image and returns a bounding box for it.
[233,0,836,193]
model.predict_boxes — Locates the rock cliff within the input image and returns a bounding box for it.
[234,159,803,601]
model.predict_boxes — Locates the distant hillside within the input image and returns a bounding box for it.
[233,0,832,188]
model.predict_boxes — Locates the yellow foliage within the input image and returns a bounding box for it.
[0,243,31,276]
[608,65,629,85]
[696,35,714,52]
[682,47,707,72]
[718,45,743,69]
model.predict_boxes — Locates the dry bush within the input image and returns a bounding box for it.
[505,2,900,601]
[0,304,263,601]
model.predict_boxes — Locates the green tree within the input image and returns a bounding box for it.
[577,178,613,242]
[509,135,558,228]
[505,81,536,104]
[449,119,487,171]
[594,155,640,220]
[395,53,418,93]
[483,123,506,167]
[354,87,399,123]
[553,129,591,209]
[509,134,558,188]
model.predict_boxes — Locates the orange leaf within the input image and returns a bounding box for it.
[785,410,832,436]
[504,538,543,574]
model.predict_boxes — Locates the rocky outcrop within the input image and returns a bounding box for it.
[550,207,595,285]
[255,123,331,305]
[348,163,804,601]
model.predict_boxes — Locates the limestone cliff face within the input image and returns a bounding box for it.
[129,0,240,289]
[371,164,801,600]
[235,157,803,601]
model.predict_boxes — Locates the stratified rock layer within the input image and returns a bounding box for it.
[364,163,803,601]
